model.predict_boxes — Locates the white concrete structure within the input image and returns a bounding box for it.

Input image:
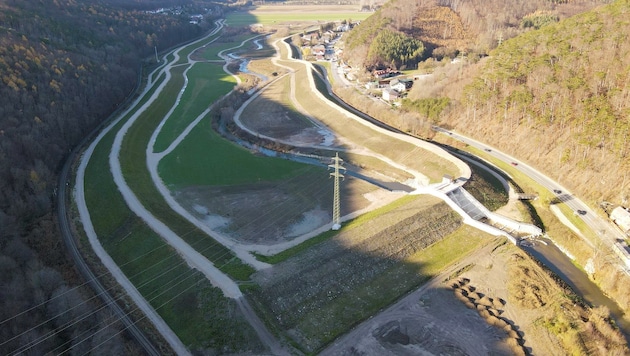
[611,206,630,235]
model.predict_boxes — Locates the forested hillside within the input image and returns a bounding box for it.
[442,0,630,206]
[342,0,604,69]
[0,0,220,353]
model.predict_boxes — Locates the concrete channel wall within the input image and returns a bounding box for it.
[457,188,543,236]
[421,189,518,245]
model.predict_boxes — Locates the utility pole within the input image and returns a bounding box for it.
[329,152,345,230]
[154,46,159,63]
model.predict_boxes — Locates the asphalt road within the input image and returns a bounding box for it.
[434,127,630,272]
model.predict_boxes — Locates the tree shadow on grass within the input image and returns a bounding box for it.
[242,196,465,351]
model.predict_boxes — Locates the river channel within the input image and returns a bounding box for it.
[522,237,630,343]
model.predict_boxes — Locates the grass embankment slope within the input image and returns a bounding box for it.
[275,55,459,182]
[82,77,263,352]
[248,194,498,353]
[420,0,630,329]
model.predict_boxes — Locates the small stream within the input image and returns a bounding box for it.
[227,36,269,84]
[522,237,630,343]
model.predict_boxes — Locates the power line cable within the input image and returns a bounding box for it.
[3,29,364,354]
[6,162,336,354]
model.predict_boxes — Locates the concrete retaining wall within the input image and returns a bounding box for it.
[423,190,518,245]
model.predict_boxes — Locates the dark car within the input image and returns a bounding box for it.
[553,189,562,194]
[577,210,587,215]
[484,148,491,152]
[511,162,518,166]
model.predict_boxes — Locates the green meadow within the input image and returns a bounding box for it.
[225,9,373,26]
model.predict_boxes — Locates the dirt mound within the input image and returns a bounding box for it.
[451,279,527,355]
[373,321,410,345]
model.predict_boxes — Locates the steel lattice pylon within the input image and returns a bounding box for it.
[329,152,345,230]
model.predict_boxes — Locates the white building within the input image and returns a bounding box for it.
[382,89,399,102]
[611,206,630,235]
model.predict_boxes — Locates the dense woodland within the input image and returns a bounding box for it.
[0,0,221,353]
[336,0,630,327]
[439,0,630,208]
[342,0,606,69]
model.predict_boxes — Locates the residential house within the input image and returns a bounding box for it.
[382,89,400,102]
[312,45,325,55]
[373,69,391,79]
[390,78,413,92]
[322,30,336,43]
[302,31,320,44]
[312,45,326,61]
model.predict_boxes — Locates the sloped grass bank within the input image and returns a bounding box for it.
[254,194,418,264]
[82,85,262,352]
[248,196,493,352]
[152,62,235,152]
[285,59,460,183]
[118,64,254,280]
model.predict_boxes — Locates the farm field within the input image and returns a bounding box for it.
[226,5,373,26]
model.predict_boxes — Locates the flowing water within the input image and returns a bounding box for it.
[522,237,630,343]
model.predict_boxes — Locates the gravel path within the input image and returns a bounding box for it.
[108,22,242,298]
[72,24,220,356]
[73,19,521,356]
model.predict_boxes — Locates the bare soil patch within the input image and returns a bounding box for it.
[323,239,630,355]
[248,196,465,352]
[173,170,379,245]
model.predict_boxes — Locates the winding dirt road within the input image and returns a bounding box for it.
[73,19,474,355]
[75,22,227,356]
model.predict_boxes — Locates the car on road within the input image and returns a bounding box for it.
[577,210,587,215]
[511,162,518,166]
[484,148,491,152]
[554,189,562,194]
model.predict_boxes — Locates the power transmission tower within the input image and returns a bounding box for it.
[329,152,345,230]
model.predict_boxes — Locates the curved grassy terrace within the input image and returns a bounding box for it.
[79,10,487,354]
[81,72,261,350]
[118,59,254,280]
[152,62,235,152]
